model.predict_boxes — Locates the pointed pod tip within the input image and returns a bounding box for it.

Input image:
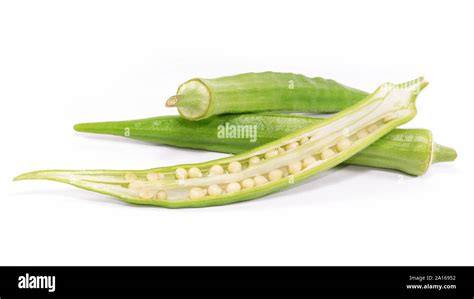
[432,143,457,164]
[419,77,429,90]
[74,122,101,133]
[13,170,66,182]
[13,173,33,181]
[73,123,85,132]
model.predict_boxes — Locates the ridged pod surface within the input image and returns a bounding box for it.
[74,115,456,176]
[166,72,368,120]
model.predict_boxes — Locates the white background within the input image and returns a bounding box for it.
[0,0,472,266]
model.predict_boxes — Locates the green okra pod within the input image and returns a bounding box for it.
[16,78,428,208]
[165,72,368,120]
[74,115,456,176]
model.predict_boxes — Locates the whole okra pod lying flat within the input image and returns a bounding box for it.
[165,72,369,120]
[74,114,456,176]
[15,78,428,208]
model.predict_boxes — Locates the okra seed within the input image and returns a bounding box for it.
[367,124,378,133]
[321,148,335,160]
[241,178,255,189]
[175,168,188,179]
[156,191,167,200]
[303,156,317,168]
[299,137,309,144]
[288,161,303,174]
[125,173,137,181]
[208,184,222,196]
[265,149,279,159]
[209,164,224,176]
[228,161,242,173]
[128,181,144,190]
[139,189,156,200]
[356,129,369,139]
[254,175,268,186]
[249,156,260,165]
[188,167,203,178]
[189,187,205,200]
[146,173,160,181]
[336,138,352,151]
[226,182,241,194]
[285,142,299,151]
[268,169,283,181]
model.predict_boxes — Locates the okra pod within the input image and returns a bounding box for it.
[166,72,368,120]
[16,78,427,208]
[74,115,456,176]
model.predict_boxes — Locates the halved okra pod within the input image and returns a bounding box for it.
[166,72,368,120]
[16,78,427,208]
[74,114,456,176]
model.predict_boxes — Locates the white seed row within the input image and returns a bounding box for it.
[132,121,381,200]
[146,172,166,181]
[209,164,224,175]
[126,172,170,182]
[265,149,279,159]
[137,189,168,200]
[249,156,260,165]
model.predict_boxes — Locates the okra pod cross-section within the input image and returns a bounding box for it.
[15,78,428,208]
